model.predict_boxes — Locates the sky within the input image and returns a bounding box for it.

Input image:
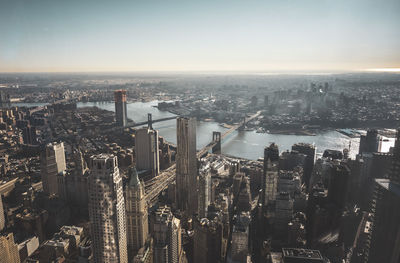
[0,0,399,73]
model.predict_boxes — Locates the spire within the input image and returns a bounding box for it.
[128,166,140,187]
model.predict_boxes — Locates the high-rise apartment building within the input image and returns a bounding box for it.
[176,117,198,215]
[114,89,127,127]
[125,167,149,260]
[88,154,128,263]
[0,233,20,263]
[153,206,184,263]
[41,142,66,196]
[135,127,160,178]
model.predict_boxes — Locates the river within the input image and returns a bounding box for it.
[13,101,395,160]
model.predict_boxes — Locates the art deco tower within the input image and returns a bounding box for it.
[176,117,198,215]
[88,154,128,263]
[125,167,149,260]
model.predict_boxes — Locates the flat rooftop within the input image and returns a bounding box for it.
[282,248,323,260]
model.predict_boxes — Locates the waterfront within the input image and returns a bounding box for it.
[77,101,363,159]
[13,101,396,160]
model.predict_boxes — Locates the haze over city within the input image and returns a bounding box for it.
[0,1,400,263]
[1,0,400,73]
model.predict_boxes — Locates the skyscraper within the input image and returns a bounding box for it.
[359,129,382,154]
[363,129,400,263]
[41,142,66,196]
[125,167,149,260]
[198,169,211,218]
[0,233,20,263]
[153,206,184,263]
[230,212,251,263]
[292,143,316,188]
[262,143,279,208]
[135,127,160,178]
[88,154,128,263]
[114,89,127,127]
[364,179,400,263]
[176,117,198,215]
[388,128,400,185]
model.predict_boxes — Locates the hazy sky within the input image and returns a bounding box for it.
[1,0,399,72]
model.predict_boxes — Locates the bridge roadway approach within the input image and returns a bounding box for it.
[143,111,261,206]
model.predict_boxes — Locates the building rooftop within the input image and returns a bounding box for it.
[282,248,323,260]
[375,178,400,197]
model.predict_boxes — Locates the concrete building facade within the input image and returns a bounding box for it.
[41,142,66,196]
[114,90,127,127]
[125,167,149,260]
[153,206,183,263]
[135,127,160,178]
[88,154,128,263]
[176,117,198,216]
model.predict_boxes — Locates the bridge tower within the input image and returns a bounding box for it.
[212,131,221,154]
[238,116,246,131]
[148,113,153,130]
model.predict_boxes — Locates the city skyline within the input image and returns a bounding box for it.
[1,0,400,73]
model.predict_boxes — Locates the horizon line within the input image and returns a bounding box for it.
[0,68,400,75]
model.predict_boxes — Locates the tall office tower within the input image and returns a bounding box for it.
[0,233,21,263]
[262,143,279,208]
[58,149,89,214]
[135,127,160,178]
[277,170,301,198]
[264,143,279,163]
[359,129,381,154]
[114,89,128,127]
[363,179,400,263]
[275,192,294,234]
[388,128,400,185]
[237,177,252,212]
[262,159,278,207]
[292,143,316,188]
[88,154,128,263]
[198,169,211,218]
[194,217,223,263]
[176,117,198,215]
[328,164,350,209]
[41,142,66,196]
[0,195,4,231]
[153,206,183,263]
[22,125,37,145]
[230,212,251,263]
[125,167,148,260]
